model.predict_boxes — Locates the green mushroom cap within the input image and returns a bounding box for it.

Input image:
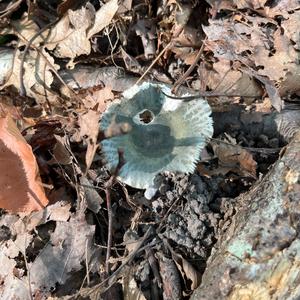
[100,82,213,189]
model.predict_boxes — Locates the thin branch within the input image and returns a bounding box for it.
[105,149,125,275]
[161,89,260,101]
[79,227,152,298]
[19,19,58,97]
[0,0,23,19]
[136,41,172,85]
[172,38,206,94]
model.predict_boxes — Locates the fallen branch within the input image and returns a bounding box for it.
[104,149,125,275]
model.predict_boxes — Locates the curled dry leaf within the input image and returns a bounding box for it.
[46,0,119,61]
[71,110,101,171]
[0,115,48,213]
[212,141,257,178]
[171,251,201,291]
[1,0,119,63]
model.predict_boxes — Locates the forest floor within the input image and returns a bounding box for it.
[0,0,299,299]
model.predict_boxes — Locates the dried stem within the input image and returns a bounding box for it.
[19,19,58,98]
[104,149,125,275]
[161,90,260,101]
[172,38,206,94]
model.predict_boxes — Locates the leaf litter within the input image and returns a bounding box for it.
[0,0,299,299]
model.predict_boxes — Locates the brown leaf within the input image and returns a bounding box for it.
[171,251,201,291]
[157,252,182,299]
[1,48,59,104]
[204,59,263,98]
[123,274,147,300]
[24,200,71,230]
[265,0,300,18]
[76,110,101,171]
[0,115,48,213]
[46,0,119,61]
[212,141,257,178]
[81,86,114,112]
[48,134,72,165]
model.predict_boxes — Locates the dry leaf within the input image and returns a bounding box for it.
[29,215,96,293]
[212,141,257,178]
[157,252,182,299]
[81,86,114,112]
[0,216,33,299]
[24,200,71,230]
[265,0,300,18]
[80,176,103,213]
[0,115,48,213]
[74,110,100,171]
[46,0,119,61]
[48,134,72,165]
[1,14,45,47]
[46,6,94,60]
[1,48,59,104]
[134,19,156,59]
[87,0,119,38]
[123,274,147,300]
[204,59,263,98]
[171,251,201,291]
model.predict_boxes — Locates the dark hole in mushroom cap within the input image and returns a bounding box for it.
[139,110,154,124]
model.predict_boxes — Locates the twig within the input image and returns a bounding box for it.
[14,23,78,98]
[172,38,206,94]
[161,89,260,101]
[0,0,22,19]
[136,41,172,85]
[85,240,90,286]
[105,149,125,275]
[79,227,152,298]
[22,237,34,300]
[19,19,58,97]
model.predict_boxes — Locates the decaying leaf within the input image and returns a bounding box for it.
[29,214,96,293]
[80,86,114,112]
[203,59,263,99]
[123,272,147,300]
[71,110,101,171]
[2,0,119,65]
[171,251,201,291]
[45,5,94,60]
[24,200,71,230]
[134,19,156,59]
[0,216,34,299]
[80,175,103,213]
[1,48,59,104]
[0,115,48,213]
[157,252,182,299]
[203,11,300,109]
[48,134,72,165]
[86,0,119,38]
[45,0,119,62]
[212,140,257,178]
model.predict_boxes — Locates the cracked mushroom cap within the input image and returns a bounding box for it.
[100,82,213,189]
